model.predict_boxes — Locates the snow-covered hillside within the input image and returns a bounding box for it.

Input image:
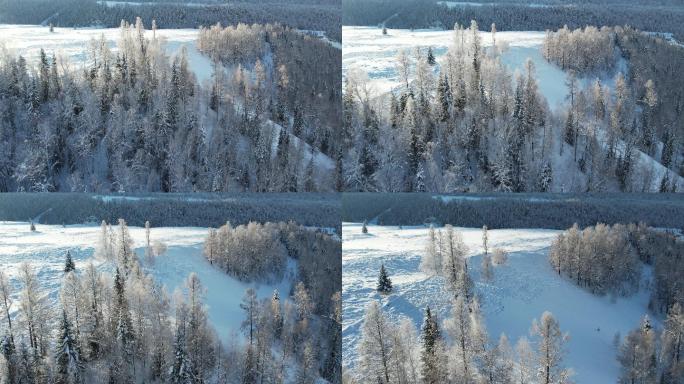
[0,221,292,344]
[342,222,657,383]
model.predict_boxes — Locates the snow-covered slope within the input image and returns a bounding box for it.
[342,222,656,383]
[0,221,293,344]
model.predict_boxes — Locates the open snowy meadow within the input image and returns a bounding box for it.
[0,220,292,344]
[0,24,214,84]
[343,26,577,108]
[342,222,656,383]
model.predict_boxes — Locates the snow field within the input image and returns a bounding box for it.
[0,221,293,345]
[0,24,214,84]
[342,222,656,383]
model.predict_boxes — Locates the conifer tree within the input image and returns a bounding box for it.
[64,250,76,273]
[54,309,83,384]
[377,264,393,294]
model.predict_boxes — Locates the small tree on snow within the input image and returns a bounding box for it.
[362,220,368,234]
[427,46,436,66]
[492,248,508,265]
[64,251,75,273]
[377,264,393,294]
[482,225,489,256]
[481,254,493,281]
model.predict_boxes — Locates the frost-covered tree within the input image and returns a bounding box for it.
[532,311,572,384]
[358,301,393,383]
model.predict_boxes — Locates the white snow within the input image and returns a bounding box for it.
[342,222,657,383]
[0,24,214,84]
[342,26,618,110]
[0,221,293,345]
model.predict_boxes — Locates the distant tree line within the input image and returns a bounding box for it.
[342,193,684,230]
[0,193,340,229]
[0,0,341,42]
[342,0,684,41]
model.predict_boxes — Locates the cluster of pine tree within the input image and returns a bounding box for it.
[551,222,684,316]
[543,25,682,186]
[197,23,342,190]
[0,219,225,383]
[627,223,684,315]
[343,20,682,192]
[350,224,573,384]
[616,306,684,384]
[548,223,641,296]
[204,220,342,382]
[204,221,342,316]
[238,284,341,384]
[0,18,337,192]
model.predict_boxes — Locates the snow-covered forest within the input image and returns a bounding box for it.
[342,0,684,42]
[0,0,341,42]
[0,18,340,192]
[342,216,684,383]
[0,215,341,383]
[342,21,684,192]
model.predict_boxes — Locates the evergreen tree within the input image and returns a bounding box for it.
[54,309,83,384]
[64,250,76,273]
[427,46,436,66]
[421,307,444,384]
[376,264,393,294]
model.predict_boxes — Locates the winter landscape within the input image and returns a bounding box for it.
[342,5,684,193]
[342,195,684,383]
[0,194,341,383]
[0,0,341,192]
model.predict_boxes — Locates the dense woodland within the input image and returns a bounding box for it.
[0,0,341,42]
[341,193,684,230]
[203,220,342,383]
[0,193,341,229]
[0,218,341,383]
[197,23,342,186]
[0,20,340,192]
[342,0,684,41]
[342,21,682,193]
[346,225,574,384]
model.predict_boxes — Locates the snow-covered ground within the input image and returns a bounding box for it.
[342,222,656,383]
[343,26,627,110]
[343,26,573,107]
[0,24,214,84]
[0,221,293,344]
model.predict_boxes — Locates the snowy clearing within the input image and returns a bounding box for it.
[342,222,657,383]
[342,26,619,109]
[0,221,292,345]
[0,24,214,84]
